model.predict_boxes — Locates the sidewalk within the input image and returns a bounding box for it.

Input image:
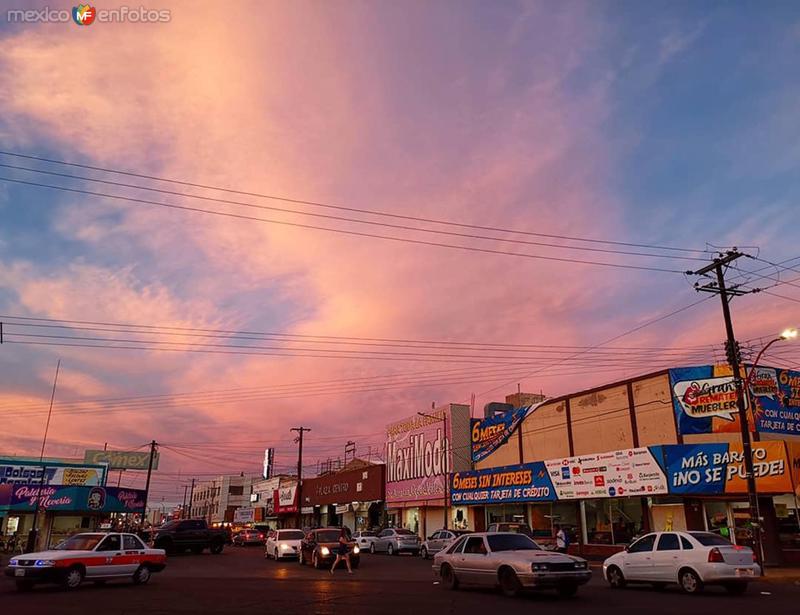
[762,568,800,584]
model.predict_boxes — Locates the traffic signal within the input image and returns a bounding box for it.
[724,339,742,366]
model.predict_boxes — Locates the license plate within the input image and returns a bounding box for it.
[735,568,754,577]
[14,569,25,577]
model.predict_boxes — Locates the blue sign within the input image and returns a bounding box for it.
[656,444,729,495]
[749,367,800,435]
[1,485,146,513]
[471,406,532,463]
[450,461,555,505]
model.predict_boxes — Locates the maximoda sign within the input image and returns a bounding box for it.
[385,404,471,504]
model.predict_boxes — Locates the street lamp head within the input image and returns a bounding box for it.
[780,328,798,340]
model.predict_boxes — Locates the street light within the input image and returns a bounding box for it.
[417,410,449,531]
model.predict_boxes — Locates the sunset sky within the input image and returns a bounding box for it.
[1,1,799,505]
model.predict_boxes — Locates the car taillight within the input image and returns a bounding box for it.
[708,548,724,563]
[259,534,264,539]
[752,551,758,563]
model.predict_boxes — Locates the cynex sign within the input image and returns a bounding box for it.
[84,449,159,471]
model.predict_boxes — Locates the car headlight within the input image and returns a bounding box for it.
[280,543,290,551]
[320,546,330,556]
[574,561,588,569]
[35,560,56,567]
[531,563,550,572]
[353,546,360,554]
[9,559,19,567]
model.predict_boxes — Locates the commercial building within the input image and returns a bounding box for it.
[301,460,384,531]
[449,365,800,565]
[189,474,259,525]
[0,456,146,550]
[249,475,298,529]
[384,403,472,538]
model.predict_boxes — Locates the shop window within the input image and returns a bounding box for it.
[229,485,244,496]
[486,504,525,525]
[528,502,579,545]
[774,495,800,549]
[704,501,731,538]
[583,498,644,545]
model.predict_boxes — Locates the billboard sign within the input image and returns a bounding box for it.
[234,507,255,524]
[84,449,159,471]
[385,405,470,504]
[263,448,274,479]
[749,367,800,435]
[1,485,146,513]
[656,441,793,495]
[275,482,297,514]
[450,462,554,505]
[0,460,106,487]
[471,404,540,463]
[544,447,668,499]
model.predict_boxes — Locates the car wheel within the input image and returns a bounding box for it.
[313,551,323,570]
[421,546,428,559]
[499,567,522,598]
[387,543,394,556]
[210,540,224,555]
[62,566,85,591]
[606,565,626,589]
[441,564,459,590]
[132,565,151,586]
[369,543,376,554]
[724,582,748,595]
[557,584,578,598]
[679,569,703,595]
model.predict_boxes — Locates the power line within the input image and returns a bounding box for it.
[0,150,711,255]
[0,176,689,273]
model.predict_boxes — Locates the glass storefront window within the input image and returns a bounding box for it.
[486,505,525,524]
[704,501,732,540]
[528,502,579,545]
[774,495,800,549]
[583,499,644,545]
[553,502,579,545]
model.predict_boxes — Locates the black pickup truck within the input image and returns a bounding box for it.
[152,519,227,554]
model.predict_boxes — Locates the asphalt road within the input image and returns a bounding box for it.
[3,546,800,614]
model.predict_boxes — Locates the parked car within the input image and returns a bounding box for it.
[233,529,266,547]
[371,528,421,555]
[152,519,227,555]
[353,530,379,552]
[266,529,305,560]
[421,529,472,559]
[298,528,360,570]
[4,532,166,591]
[432,532,590,598]
[486,523,533,537]
[603,531,760,595]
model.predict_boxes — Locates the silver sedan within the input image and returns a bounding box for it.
[432,532,591,598]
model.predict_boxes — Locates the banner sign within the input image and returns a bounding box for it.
[274,483,298,514]
[84,449,159,471]
[470,405,534,463]
[749,367,800,435]
[1,485,146,513]
[0,460,105,487]
[656,441,793,495]
[450,462,554,505]
[234,507,255,523]
[544,447,668,499]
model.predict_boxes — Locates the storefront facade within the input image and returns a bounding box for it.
[385,404,472,538]
[454,365,800,564]
[301,462,385,532]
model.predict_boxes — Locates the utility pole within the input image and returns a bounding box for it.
[27,359,60,553]
[691,250,762,568]
[182,484,189,519]
[291,427,310,528]
[140,440,158,528]
[188,478,196,519]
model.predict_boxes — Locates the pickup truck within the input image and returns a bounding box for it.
[152,519,227,554]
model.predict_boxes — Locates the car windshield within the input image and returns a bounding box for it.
[487,534,541,552]
[54,534,105,551]
[316,530,343,542]
[159,521,179,530]
[396,529,415,536]
[689,532,734,546]
[279,530,305,540]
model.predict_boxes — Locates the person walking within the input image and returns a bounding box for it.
[555,524,568,553]
[331,528,353,574]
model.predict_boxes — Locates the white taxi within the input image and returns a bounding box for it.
[4,532,167,591]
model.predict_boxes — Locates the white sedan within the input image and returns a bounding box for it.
[4,532,166,591]
[265,529,305,560]
[353,531,379,552]
[603,531,760,594]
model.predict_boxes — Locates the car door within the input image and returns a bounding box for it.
[377,529,391,552]
[621,533,657,581]
[427,531,441,552]
[651,533,682,581]
[459,536,490,585]
[121,534,147,575]
[93,534,125,578]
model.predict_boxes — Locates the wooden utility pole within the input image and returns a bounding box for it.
[291,427,310,528]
